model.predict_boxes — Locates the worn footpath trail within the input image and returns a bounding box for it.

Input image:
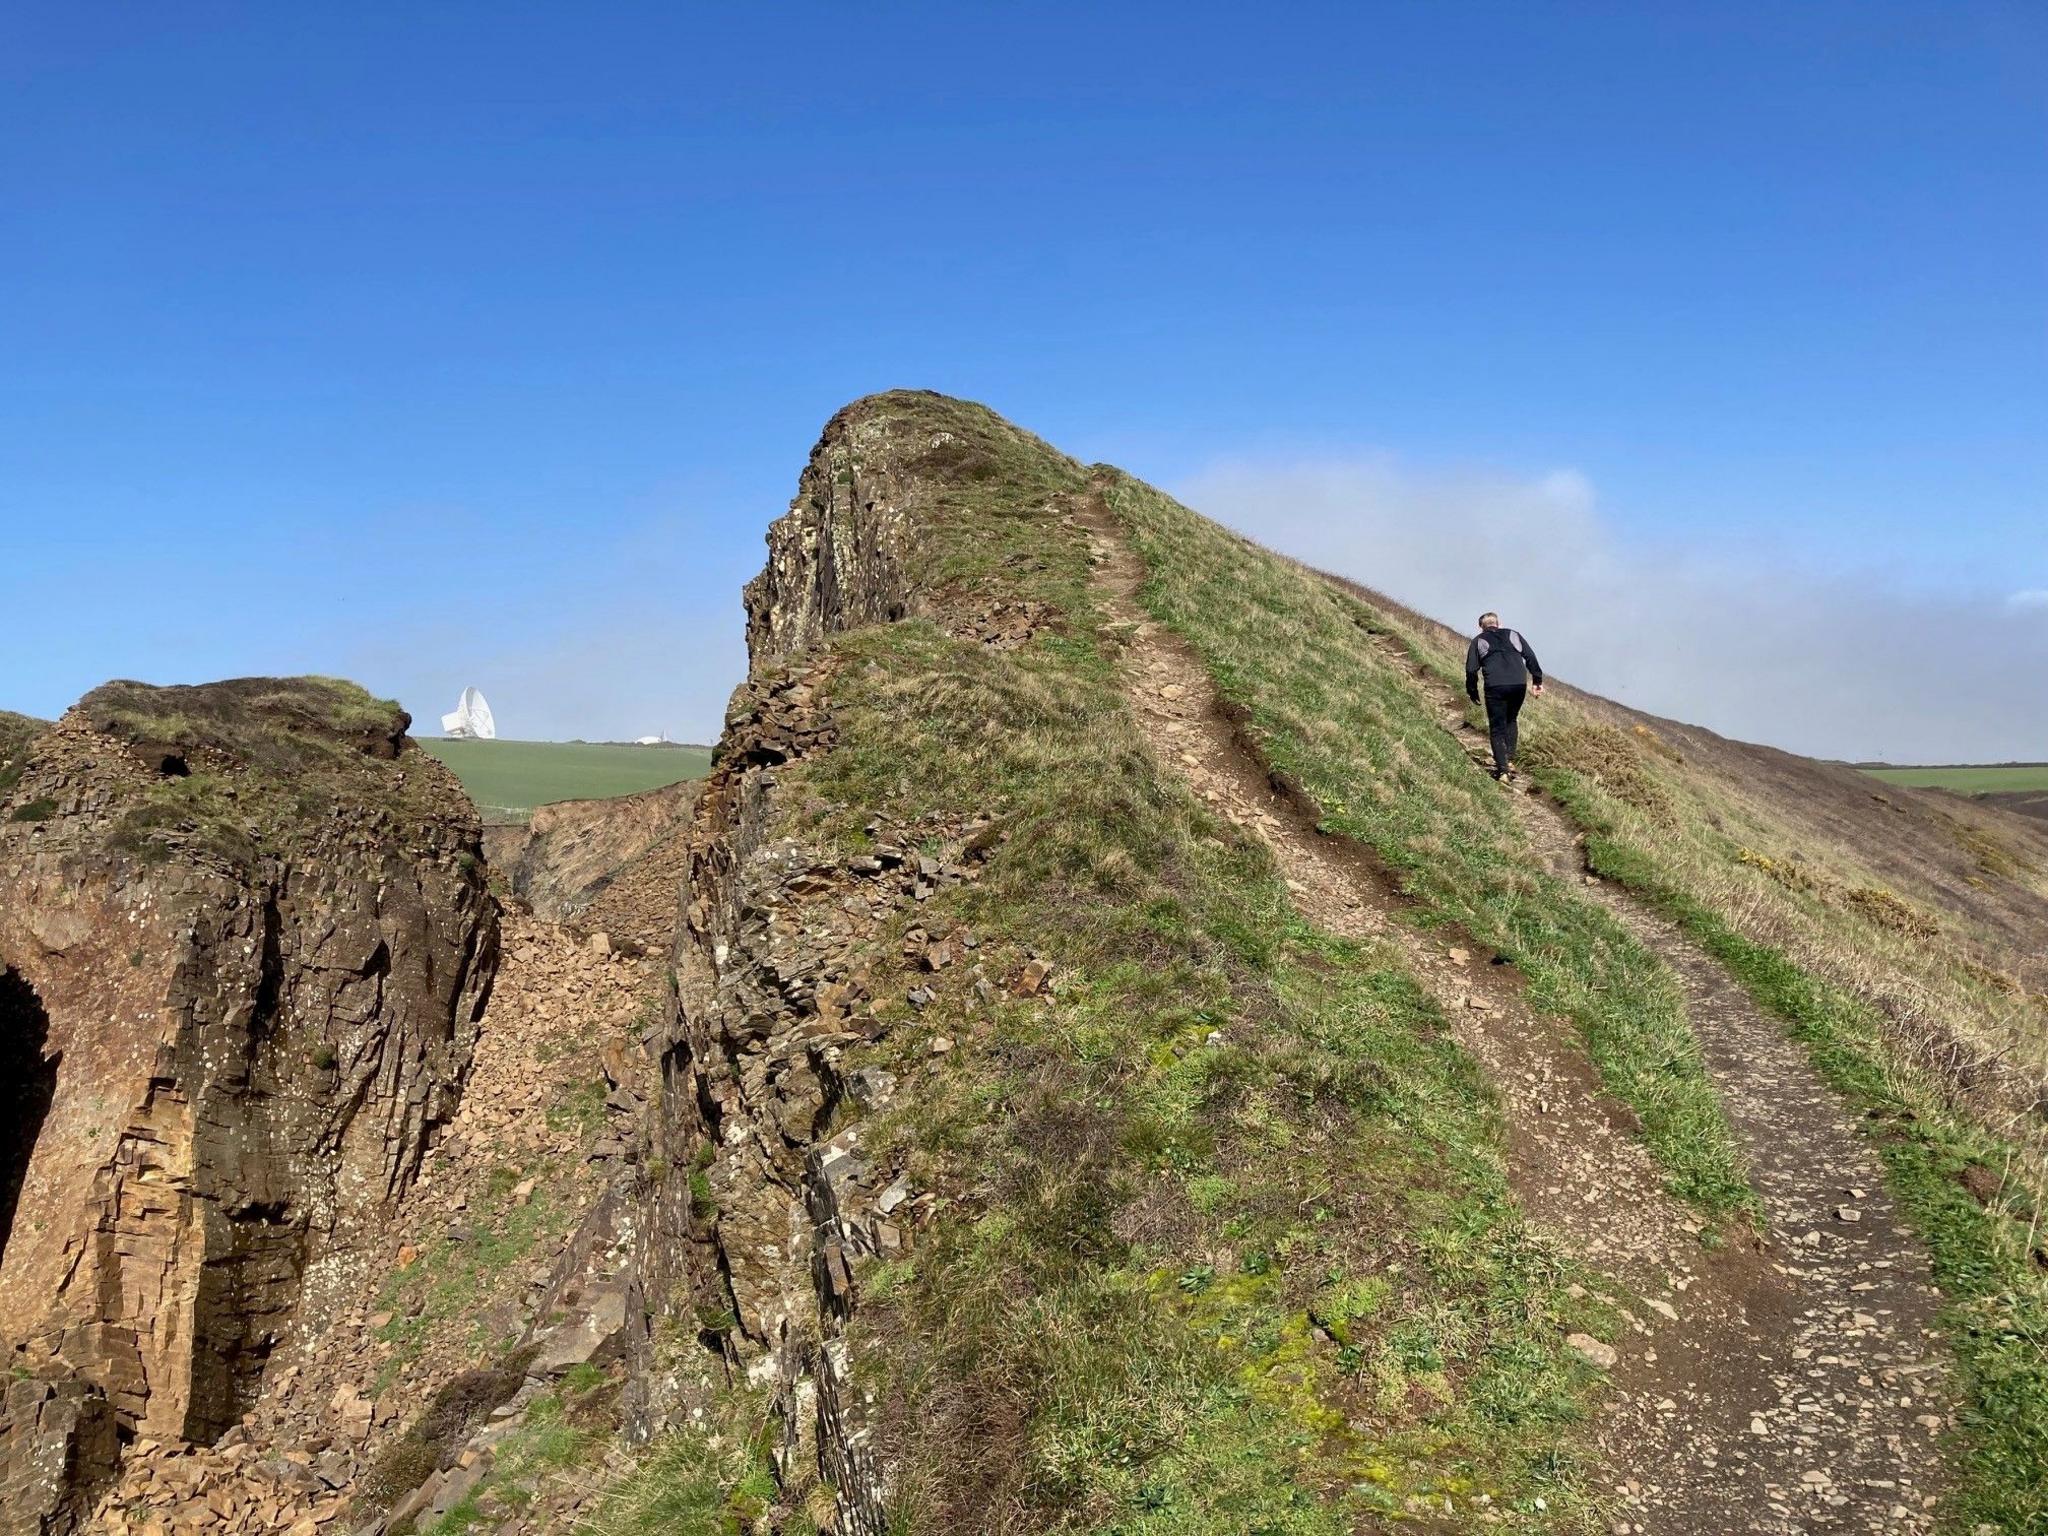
[1078,504,1953,1535]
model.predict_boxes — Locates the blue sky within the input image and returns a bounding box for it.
[2,2,2042,758]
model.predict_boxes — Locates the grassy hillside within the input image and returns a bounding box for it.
[415,738,711,821]
[0,709,47,760]
[1864,762,2048,794]
[0,710,47,795]
[603,394,1613,1532]
[1113,476,1754,1221]
[587,393,2046,1532]
[1109,474,2048,1532]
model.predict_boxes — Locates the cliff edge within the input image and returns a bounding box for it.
[0,677,497,1531]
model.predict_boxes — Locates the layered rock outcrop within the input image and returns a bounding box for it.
[0,1377,119,1536]
[0,678,496,1531]
[632,396,974,1530]
[626,392,1082,1529]
[739,407,916,666]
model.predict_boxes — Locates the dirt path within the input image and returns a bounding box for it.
[1079,503,1953,1535]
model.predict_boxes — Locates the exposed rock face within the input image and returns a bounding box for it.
[213,911,661,1536]
[577,813,698,956]
[741,401,919,665]
[634,396,971,1531]
[0,677,497,1525]
[630,393,1075,1528]
[486,777,699,922]
[0,1377,119,1536]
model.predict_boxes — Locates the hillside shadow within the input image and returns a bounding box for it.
[0,966,59,1269]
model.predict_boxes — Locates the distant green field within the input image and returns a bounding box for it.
[417,739,713,821]
[1862,763,2048,794]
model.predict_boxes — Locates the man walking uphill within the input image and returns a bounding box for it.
[1465,612,1543,780]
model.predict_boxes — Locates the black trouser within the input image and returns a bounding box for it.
[1482,684,1527,774]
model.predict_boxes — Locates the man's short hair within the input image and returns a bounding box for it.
[1478,611,1499,628]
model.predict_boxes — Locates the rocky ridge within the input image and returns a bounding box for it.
[12,389,2035,1533]
[625,397,1057,1530]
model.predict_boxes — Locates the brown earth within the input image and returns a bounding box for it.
[485,777,699,923]
[1978,788,2048,825]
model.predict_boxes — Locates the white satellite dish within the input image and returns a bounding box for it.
[440,687,497,740]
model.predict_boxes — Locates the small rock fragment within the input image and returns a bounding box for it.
[1565,1333,1618,1370]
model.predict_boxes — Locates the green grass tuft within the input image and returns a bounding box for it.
[579,1410,784,1536]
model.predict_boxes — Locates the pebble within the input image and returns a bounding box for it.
[1566,1333,1619,1370]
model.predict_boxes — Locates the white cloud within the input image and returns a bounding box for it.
[1173,455,2046,764]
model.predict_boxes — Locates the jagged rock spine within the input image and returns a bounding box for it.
[634,404,923,1531]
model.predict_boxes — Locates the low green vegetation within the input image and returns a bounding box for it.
[1861,762,2048,794]
[372,1156,589,1391]
[404,1373,613,1535]
[0,709,46,757]
[0,710,45,796]
[361,1349,540,1516]
[580,1405,784,1536]
[37,676,472,869]
[734,396,1611,1529]
[545,1078,609,1139]
[86,675,406,768]
[418,738,712,822]
[1112,462,2047,1528]
[1109,473,1756,1224]
[371,1192,557,1389]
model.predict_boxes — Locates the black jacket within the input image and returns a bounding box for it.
[1465,627,1542,700]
